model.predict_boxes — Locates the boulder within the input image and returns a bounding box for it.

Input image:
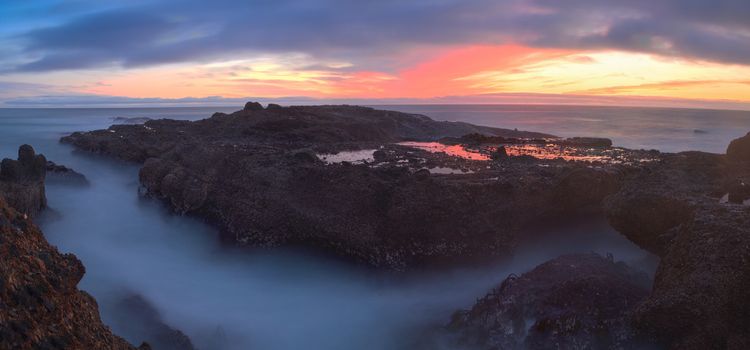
[243,101,265,111]
[491,145,508,160]
[727,132,750,163]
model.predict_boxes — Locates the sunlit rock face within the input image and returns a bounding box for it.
[444,253,651,350]
[0,197,143,350]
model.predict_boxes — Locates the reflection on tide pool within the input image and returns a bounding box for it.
[400,141,659,164]
[398,142,490,161]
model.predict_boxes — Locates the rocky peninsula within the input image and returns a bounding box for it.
[58,103,750,348]
[61,104,636,269]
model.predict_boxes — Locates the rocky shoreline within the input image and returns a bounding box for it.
[61,104,637,269]
[0,146,145,350]
[0,145,200,350]
[5,103,747,349]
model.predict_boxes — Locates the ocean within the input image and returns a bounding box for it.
[0,104,746,350]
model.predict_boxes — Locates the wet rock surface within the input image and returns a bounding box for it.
[62,104,628,269]
[0,197,142,350]
[604,136,750,348]
[444,254,651,350]
[0,145,47,217]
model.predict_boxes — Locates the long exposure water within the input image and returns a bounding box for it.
[1,105,747,349]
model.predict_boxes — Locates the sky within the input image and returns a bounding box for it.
[1,0,749,109]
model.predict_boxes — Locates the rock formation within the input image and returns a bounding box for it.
[61,104,624,269]
[46,161,89,187]
[0,145,47,217]
[446,254,651,350]
[727,131,750,163]
[604,136,750,348]
[110,295,195,350]
[0,197,144,350]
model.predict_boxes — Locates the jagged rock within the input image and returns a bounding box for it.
[243,101,265,111]
[727,132,750,163]
[0,198,139,350]
[491,145,508,160]
[0,145,47,216]
[446,254,651,350]
[604,135,750,348]
[110,295,196,350]
[266,103,283,110]
[46,161,89,186]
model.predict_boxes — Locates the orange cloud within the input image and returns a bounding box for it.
[340,45,573,98]
[73,44,750,106]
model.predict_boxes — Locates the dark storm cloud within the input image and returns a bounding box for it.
[7,0,750,72]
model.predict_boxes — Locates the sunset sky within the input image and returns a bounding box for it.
[1,0,749,109]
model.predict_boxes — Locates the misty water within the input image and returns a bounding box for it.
[1,105,748,349]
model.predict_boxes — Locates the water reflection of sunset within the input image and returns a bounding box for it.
[398,142,490,161]
[400,141,656,164]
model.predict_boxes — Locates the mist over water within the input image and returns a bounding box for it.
[0,105,744,349]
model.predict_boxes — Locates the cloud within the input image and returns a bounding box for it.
[4,0,750,73]
[4,92,750,111]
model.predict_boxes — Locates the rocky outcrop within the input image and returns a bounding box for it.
[0,145,47,216]
[604,134,750,349]
[727,131,750,163]
[61,104,625,269]
[110,295,195,350]
[46,161,89,187]
[0,198,143,350]
[445,254,651,350]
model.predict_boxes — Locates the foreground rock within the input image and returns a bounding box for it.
[46,161,89,187]
[444,254,651,350]
[0,198,144,350]
[604,134,750,348]
[110,295,196,350]
[0,145,47,216]
[62,104,629,269]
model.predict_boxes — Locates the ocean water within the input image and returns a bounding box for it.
[382,104,750,153]
[0,104,744,349]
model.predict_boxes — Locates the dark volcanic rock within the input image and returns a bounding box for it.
[446,254,651,350]
[244,101,264,111]
[604,134,750,348]
[113,117,153,125]
[491,145,508,160]
[727,131,750,163]
[111,295,195,350]
[0,145,47,216]
[46,161,89,186]
[61,105,623,269]
[0,198,142,350]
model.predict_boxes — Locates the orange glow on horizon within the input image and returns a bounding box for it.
[70,44,750,105]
